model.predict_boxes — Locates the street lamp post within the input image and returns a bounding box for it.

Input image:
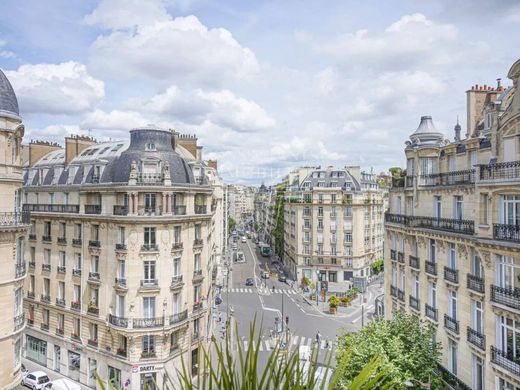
[316,270,319,306]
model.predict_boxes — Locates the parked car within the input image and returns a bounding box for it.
[22,371,51,389]
[44,379,81,390]
[261,271,270,279]
[278,274,287,283]
[245,277,254,286]
[241,236,247,243]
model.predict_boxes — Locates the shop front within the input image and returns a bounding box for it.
[131,364,163,390]
[26,335,47,366]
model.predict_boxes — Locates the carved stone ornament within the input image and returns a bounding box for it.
[100,223,106,230]
[417,237,426,249]
[437,240,446,251]
[457,243,468,260]
[129,161,137,180]
[108,223,114,230]
[476,249,492,269]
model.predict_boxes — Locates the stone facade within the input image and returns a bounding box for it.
[22,126,221,388]
[385,59,520,389]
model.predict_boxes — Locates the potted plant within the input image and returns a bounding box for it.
[328,296,340,314]
[340,296,351,307]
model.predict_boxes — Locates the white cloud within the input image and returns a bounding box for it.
[141,86,276,131]
[88,15,260,87]
[6,62,104,115]
[80,109,153,131]
[84,0,170,30]
[25,124,81,143]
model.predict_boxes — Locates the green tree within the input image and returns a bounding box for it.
[335,313,442,389]
[228,216,236,233]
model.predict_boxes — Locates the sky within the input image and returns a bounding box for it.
[1,0,519,185]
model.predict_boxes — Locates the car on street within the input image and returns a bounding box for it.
[22,371,51,389]
[261,271,270,279]
[245,278,254,286]
[241,236,247,243]
[215,296,222,305]
[255,239,259,245]
[278,274,287,282]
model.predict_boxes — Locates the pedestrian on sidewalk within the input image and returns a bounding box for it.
[218,313,222,323]
[315,331,321,345]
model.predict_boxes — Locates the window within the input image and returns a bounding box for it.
[448,339,458,375]
[58,282,65,300]
[73,318,80,337]
[318,207,323,216]
[144,193,156,212]
[471,300,483,333]
[145,143,156,151]
[447,243,457,269]
[44,221,51,237]
[116,295,125,317]
[428,282,437,307]
[143,335,155,353]
[144,261,156,282]
[43,278,50,295]
[303,207,310,216]
[329,272,337,282]
[59,222,66,239]
[412,275,419,298]
[498,315,520,365]
[49,193,54,204]
[344,233,352,243]
[344,246,351,256]
[91,224,99,241]
[118,261,125,279]
[59,251,66,267]
[195,224,201,239]
[91,256,99,273]
[497,377,520,390]
[453,196,463,220]
[303,232,310,242]
[75,223,82,239]
[13,338,21,368]
[57,313,64,331]
[304,219,310,229]
[117,227,125,245]
[496,255,520,289]
[433,196,442,219]
[173,226,182,244]
[194,254,201,271]
[173,258,181,276]
[43,309,49,326]
[399,270,405,290]
[429,239,436,263]
[500,195,520,226]
[331,194,337,203]
[144,227,156,246]
[89,323,98,341]
[317,219,323,229]
[471,355,483,390]
[318,194,323,203]
[194,285,201,302]
[73,285,81,303]
[143,297,156,318]
[480,194,488,225]
[75,253,82,271]
[173,293,181,314]
[15,287,22,316]
[448,290,457,320]
[470,251,483,278]
[44,249,51,265]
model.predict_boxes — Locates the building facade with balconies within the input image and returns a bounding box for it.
[22,126,215,388]
[284,166,384,287]
[0,69,30,389]
[384,58,520,389]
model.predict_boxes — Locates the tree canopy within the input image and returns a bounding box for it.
[335,313,442,389]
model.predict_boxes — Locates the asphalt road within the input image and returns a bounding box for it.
[213,236,383,371]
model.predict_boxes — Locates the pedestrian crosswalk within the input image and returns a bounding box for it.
[240,335,333,352]
[221,287,297,295]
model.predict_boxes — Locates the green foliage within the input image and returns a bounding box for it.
[335,313,442,389]
[371,259,384,274]
[228,216,236,233]
[388,167,403,178]
[328,295,340,309]
[301,276,311,287]
[272,186,286,259]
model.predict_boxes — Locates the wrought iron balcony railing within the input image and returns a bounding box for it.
[397,288,405,302]
[24,204,78,213]
[491,346,520,377]
[467,274,485,294]
[444,314,459,334]
[397,252,404,263]
[84,204,102,214]
[444,266,459,284]
[137,172,163,184]
[40,294,51,303]
[385,213,474,235]
[57,237,67,244]
[193,302,203,312]
[195,205,207,214]
[409,255,420,269]
[14,313,24,331]
[425,304,438,321]
[420,169,475,187]
[55,298,65,307]
[113,205,128,215]
[425,261,437,276]
[134,317,164,328]
[390,285,397,298]
[173,205,186,215]
[193,238,204,246]
[116,243,127,250]
[467,327,485,350]
[71,301,81,311]
[72,238,82,246]
[493,223,520,243]
[409,296,420,311]
[15,262,26,278]
[491,285,520,310]
[115,277,127,287]
[108,314,129,328]
[170,310,188,325]
[390,249,396,261]
[141,244,158,251]
[479,160,520,181]
[140,279,158,288]
[89,240,101,248]
[171,275,183,288]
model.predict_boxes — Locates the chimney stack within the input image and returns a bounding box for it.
[28,140,62,167]
[65,135,97,165]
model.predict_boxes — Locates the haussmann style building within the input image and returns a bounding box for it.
[385,58,520,389]
[22,127,222,388]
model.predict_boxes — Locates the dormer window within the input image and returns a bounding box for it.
[145,143,156,151]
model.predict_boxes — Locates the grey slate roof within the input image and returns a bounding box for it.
[0,69,19,117]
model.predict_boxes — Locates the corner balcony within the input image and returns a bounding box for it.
[170,275,184,290]
[390,285,397,298]
[193,238,204,247]
[134,316,164,329]
[193,270,204,283]
[419,169,475,187]
[425,304,438,322]
[444,266,459,284]
[425,261,437,276]
[491,346,520,378]
[479,160,520,182]
[108,314,129,328]
[467,274,485,294]
[169,310,188,325]
[84,204,102,214]
[409,255,420,270]
[409,296,420,311]
[385,213,474,235]
[467,327,485,350]
[491,285,520,311]
[493,223,520,243]
[15,263,26,278]
[14,313,24,332]
[444,314,459,334]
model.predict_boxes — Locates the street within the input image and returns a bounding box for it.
[212,235,383,371]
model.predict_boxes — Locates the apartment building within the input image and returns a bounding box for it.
[0,69,30,389]
[283,166,384,286]
[385,58,520,389]
[22,127,218,388]
[227,185,256,223]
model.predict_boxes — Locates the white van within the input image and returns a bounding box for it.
[44,378,81,390]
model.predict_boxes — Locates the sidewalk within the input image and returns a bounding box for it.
[21,358,91,390]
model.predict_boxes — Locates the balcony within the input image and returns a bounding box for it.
[193,238,203,247]
[141,244,158,252]
[15,263,26,278]
[140,279,158,289]
[23,204,79,214]
[57,266,66,273]
[385,213,474,235]
[72,238,82,246]
[72,269,82,277]
[195,205,207,214]
[193,302,203,312]
[40,323,49,331]
[42,263,51,272]
[115,278,127,288]
[491,285,520,311]
[28,261,35,269]
[425,261,437,276]
[14,313,24,331]
[27,317,34,326]
[71,301,81,311]
[55,328,64,337]
[444,266,459,284]
[173,205,186,215]
[71,333,81,342]
[437,365,472,390]
[84,204,102,214]
[409,296,420,311]
[171,275,183,289]
[55,298,65,307]
[0,211,30,228]
[425,304,438,321]
[397,251,404,263]
[172,242,183,251]
[491,346,520,377]
[420,169,475,187]
[88,272,101,283]
[27,291,35,300]
[42,235,52,242]
[137,172,163,184]
[134,317,164,328]
[108,314,129,328]
[40,294,51,303]
[467,327,485,350]
[116,348,127,358]
[87,304,99,316]
[409,255,420,269]
[113,205,128,216]
[28,234,36,240]
[141,350,157,359]
[467,274,485,294]
[57,237,66,245]
[493,223,520,243]
[479,160,520,181]
[397,288,405,302]
[444,314,459,334]
[116,243,127,251]
[89,240,100,248]
[87,339,98,348]
[170,310,188,325]
[390,285,397,298]
[390,249,397,261]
